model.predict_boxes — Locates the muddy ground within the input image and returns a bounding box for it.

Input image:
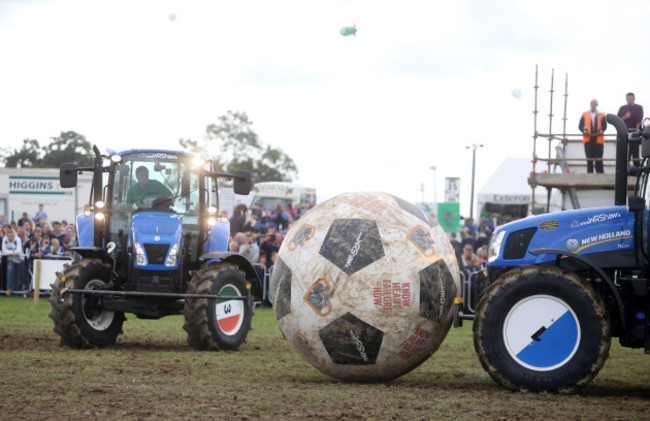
[1,302,648,420]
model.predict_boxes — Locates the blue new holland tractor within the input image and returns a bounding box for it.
[49,146,261,350]
[473,114,650,392]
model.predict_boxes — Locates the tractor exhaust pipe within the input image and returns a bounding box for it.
[607,113,629,206]
[91,145,104,247]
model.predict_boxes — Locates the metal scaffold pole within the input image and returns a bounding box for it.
[531,65,539,214]
[562,73,569,153]
[548,68,555,174]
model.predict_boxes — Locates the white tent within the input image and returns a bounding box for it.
[476,158,560,219]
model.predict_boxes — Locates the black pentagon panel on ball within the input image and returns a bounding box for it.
[419,260,457,322]
[319,219,385,276]
[270,257,292,320]
[390,194,438,227]
[318,312,384,365]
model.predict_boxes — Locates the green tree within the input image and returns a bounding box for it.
[180,110,298,183]
[1,139,42,168]
[42,131,93,167]
[0,131,93,168]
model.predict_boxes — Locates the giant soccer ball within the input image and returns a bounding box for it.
[270,192,460,382]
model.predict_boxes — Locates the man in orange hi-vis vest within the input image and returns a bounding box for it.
[578,99,608,173]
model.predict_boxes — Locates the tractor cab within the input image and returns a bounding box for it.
[107,151,211,269]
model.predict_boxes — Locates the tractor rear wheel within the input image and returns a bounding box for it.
[183,263,252,351]
[473,264,610,393]
[49,258,125,348]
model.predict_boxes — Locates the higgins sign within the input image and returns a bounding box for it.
[0,169,92,224]
[8,176,71,195]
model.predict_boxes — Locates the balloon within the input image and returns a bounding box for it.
[511,88,522,99]
[340,25,357,37]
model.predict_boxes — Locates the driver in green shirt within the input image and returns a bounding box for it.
[126,166,172,204]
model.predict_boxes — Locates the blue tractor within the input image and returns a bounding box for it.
[49,146,261,350]
[472,114,650,392]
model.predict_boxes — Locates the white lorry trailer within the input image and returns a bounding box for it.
[0,168,92,223]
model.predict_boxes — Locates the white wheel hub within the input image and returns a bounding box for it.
[503,294,580,371]
[82,279,115,331]
[215,284,244,336]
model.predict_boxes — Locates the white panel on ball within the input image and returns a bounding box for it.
[270,192,460,382]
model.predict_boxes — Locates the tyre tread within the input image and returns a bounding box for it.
[183,263,250,351]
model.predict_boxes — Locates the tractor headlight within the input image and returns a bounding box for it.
[207,216,217,227]
[488,230,506,263]
[110,154,122,163]
[165,244,178,267]
[94,201,105,220]
[135,242,147,266]
[192,157,205,168]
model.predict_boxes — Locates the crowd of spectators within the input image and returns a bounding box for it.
[448,213,515,280]
[228,200,314,290]
[1,204,77,296]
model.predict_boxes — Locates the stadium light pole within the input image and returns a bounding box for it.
[430,165,437,204]
[465,144,484,220]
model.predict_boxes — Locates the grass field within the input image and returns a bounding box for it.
[0,296,648,420]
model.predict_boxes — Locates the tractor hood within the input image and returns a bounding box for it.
[131,212,183,270]
[487,205,636,267]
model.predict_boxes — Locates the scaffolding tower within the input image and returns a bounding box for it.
[529,65,636,213]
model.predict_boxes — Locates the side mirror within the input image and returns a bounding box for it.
[60,163,78,188]
[233,170,251,195]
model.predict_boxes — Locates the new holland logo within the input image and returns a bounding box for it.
[566,238,579,253]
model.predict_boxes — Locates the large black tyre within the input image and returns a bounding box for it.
[183,263,252,351]
[473,264,610,393]
[49,259,125,348]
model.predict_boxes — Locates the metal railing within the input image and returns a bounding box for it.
[459,269,487,316]
[0,255,73,296]
[252,263,272,306]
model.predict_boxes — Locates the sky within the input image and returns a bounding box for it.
[1,0,650,217]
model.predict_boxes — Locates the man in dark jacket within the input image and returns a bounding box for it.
[229,204,246,237]
[617,92,644,167]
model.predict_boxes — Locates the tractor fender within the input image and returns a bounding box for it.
[200,252,262,300]
[70,247,114,267]
[528,248,626,329]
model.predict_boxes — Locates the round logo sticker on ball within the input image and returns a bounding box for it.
[269,192,461,382]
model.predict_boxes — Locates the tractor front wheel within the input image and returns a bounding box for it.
[473,264,610,393]
[49,259,125,348]
[183,263,252,351]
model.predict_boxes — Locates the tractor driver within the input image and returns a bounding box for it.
[125,165,172,204]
